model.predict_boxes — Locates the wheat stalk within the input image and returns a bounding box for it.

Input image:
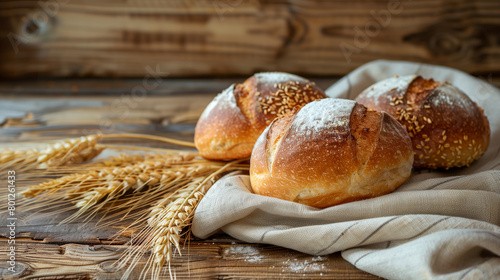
[12,137,249,280]
[72,153,197,209]
[21,152,195,198]
[118,179,213,280]
[117,160,245,280]
[0,135,104,172]
[38,135,104,167]
[82,153,147,168]
[21,173,90,198]
[20,152,197,224]
[0,133,196,173]
[22,151,249,228]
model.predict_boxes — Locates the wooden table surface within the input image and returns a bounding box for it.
[0,77,386,279]
[2,0,500,78]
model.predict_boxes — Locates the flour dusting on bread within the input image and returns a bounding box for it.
[200,84,238,119]
[255,72,307,88]
[292,99,355,136]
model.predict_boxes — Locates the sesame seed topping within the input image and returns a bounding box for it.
[257,81,324,120]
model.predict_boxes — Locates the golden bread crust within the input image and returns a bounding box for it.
[250,99,413,208]
[356,75,490,169]
[195,72,326,160]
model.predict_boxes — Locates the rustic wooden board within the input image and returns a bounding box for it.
[0,240,380,279]
[0,78,382,279]
[1,0,500,78]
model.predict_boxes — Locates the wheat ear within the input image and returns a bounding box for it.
[71,153,196,206]
[20,152,175,198]
[0,135,104,172]
[0,132,197,173]
[21,173,90,198]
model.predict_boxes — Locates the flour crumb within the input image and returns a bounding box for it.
[282,258,326,273]
[225,245,263,263]
[312,256,327,262]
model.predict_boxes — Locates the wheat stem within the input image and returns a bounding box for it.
[101,133,196,148]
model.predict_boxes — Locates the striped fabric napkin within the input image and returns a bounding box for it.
[192,60,500,280]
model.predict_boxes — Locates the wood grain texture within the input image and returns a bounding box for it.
[0,78,338,143]
[1,0,500,78]
[0,240,380,279]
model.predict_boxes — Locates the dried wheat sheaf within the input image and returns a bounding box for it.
[8,134,249,280]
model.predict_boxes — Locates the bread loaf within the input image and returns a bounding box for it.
[195,72,326,160]
[355,75,490,169]
[250,98,413,208]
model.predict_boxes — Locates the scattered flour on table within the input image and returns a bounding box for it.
[311,256,327,262]
[224,246,328,271]
[282,257,327,273]
[225,245,263,263]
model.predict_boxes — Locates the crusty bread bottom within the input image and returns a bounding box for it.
[251,156,412,208]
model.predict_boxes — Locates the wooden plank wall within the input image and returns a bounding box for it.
[0,0,499,78]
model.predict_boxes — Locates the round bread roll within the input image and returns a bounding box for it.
[195,72,326,160]
[355,75,490,169]
[250,98,413,208]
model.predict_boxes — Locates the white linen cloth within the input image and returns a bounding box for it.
[192,60,500,280]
